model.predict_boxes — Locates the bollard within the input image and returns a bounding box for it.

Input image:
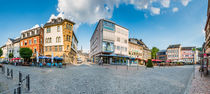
[17,85,21,94]
[14,88,16,94]
[127,65,128,70]
[2,66,4,74]
[27,75,30,91]
[7,68,9,77]
[19,71,22,84]
[11,69,13,79]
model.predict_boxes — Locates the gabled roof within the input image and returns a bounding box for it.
[44,18,75,28]
[167,44,181,49]
[129,38,150,50]
[8,37,20,43]
[181,47,196,50]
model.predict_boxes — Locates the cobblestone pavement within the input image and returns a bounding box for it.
[189,66,210,94]
[0,64,194,94]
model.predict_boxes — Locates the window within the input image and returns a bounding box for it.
[24,41,27,46]
[40,39,42,44]
[23,34,25,38]
[67,45,69,50]
[57,26,60,32]
[49,38,52,43]
[34,38,37,44]
[49,46,52,51]
[34,48,37,53]
[117,37,120,42]
[45,47,48,52]
[29,40,32,45]
[20,42,23,46]
[59,46,62,51]
[32,31,35,35]
[27,32,30,37]
[117,46,120,50]
[124,40,127,44]
[47,28,51,33]
[125,47,127,52]
[56,37,61,43]
[55,46,58,51]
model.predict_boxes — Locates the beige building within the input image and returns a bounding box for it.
[204,0,210,54]
[43,17,78,64]
[128,38,143,64]
[167,44,181,62]
[143,47,151,61]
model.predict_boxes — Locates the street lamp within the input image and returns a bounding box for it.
[192,48,196,79]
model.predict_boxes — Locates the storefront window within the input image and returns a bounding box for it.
[102,41,114,52]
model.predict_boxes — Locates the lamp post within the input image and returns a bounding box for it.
[192,48,196,79]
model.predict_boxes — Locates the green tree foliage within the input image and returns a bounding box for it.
[0,48,3,57]
[19,48,32,62]
[9,53,14,58]
[196,48,202,51]
[146,59,153,67]
[151,47,159,59]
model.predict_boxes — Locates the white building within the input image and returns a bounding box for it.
[90,19,129,64]
[1,38,20,61]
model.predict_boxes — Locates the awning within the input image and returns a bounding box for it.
[11,58,21,60]
[39,56,50,59]
[152,59,162,62]
[53,56,63,60]
[99,54,130,58]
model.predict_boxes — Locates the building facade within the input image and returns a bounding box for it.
[157,50,167,61]
[128,38,143,59]
[1,38,21,61]
[167,44,181,62]
[204,0,210,54]
[90,19,129,64]
[181,47,196,63]
[43,17,78,64]
[20,26,44,57]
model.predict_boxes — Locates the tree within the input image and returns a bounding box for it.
[9,53,14,58]
[19,48,33,62]
[146,59,153,67]
[151,47,159,59]
[0,48,3,57]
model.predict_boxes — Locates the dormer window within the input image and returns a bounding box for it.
[27,32,30,37]
[32,31,35,35]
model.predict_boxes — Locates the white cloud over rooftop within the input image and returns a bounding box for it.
[53,0,192,28]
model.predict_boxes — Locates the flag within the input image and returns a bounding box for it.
[36,51,39,63]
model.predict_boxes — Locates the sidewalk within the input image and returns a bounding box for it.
[189,66,210,94]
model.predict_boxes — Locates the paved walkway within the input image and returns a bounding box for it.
[189,66,210,94]
[0,64,194,94]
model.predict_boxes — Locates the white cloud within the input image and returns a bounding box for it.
[144,14,148,18]
[172,7,179,12]
[55,0,191,28]
[150,7,160,15]
[160,0,170,8]
[181,0,191,6]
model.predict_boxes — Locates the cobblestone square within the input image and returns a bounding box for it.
[0,64,194,94]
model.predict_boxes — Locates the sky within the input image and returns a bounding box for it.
[0,0,208,52]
